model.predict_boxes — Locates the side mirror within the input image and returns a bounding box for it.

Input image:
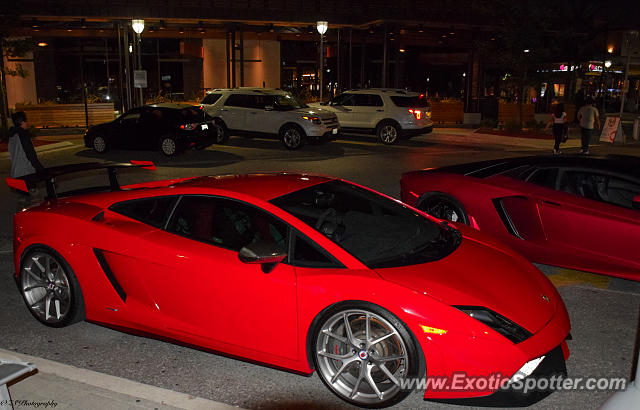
[633,195,640,210]
[264,105,274,111]
[238,242,287,273]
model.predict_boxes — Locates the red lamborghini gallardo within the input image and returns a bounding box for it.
[401,155,640,281]
[8,162,570,408]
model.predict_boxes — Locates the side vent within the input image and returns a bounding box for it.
[93,249,127,302]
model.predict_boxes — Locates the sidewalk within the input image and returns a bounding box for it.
[0,349,239,410]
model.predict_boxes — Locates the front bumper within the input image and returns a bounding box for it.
[427,344,567,407]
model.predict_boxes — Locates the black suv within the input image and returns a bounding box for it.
[84,103,220,156]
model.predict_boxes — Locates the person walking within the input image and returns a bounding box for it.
[547,103,568,155]
[577,97,600,155]
[8,111,43,177]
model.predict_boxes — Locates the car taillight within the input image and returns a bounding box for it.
[302,115,321,124]
[408,109,422,120]
[180,123,198,130]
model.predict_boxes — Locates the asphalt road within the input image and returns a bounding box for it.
[1,130,639,410]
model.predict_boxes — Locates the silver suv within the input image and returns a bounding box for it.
[200,88,340,150]
[309,88,433,145]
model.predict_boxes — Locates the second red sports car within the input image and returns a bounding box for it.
[401,155,640,281]
[9,162,570,407]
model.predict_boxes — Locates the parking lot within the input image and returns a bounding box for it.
[1,129,639,409]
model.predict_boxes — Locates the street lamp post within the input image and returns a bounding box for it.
[132,19,144,107]
[317,21,328,102]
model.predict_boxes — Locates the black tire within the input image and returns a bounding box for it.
[311,301,423,408]
[19,247,85,328]
[159,135,181,156]
[376,121,400,145]
[92,135,108,153]
[280,124,307,150]
[213,120,229,144]
[418,192,469,224]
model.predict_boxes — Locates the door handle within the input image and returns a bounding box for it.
[542,200,562,207]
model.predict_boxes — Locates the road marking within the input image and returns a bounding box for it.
[547,268,611,289]
[0,348,241,410]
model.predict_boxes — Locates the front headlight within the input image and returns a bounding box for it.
[301,115,321,125]
[454,306,532,343]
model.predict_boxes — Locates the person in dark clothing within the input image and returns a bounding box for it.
[8,111,44,209]
[8,111,43,177]
[547,103,567,155]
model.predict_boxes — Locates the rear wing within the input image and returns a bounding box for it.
[6,160,156,200]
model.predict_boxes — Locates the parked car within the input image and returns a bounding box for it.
[401,155,640,281]
[84,103,221,156]
[308,88,434,145]
[200,88,339,150]
[8,162,570,408]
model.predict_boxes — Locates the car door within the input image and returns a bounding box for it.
[535,168,640,277]
[247,95,276,134]
[219,94,250,132]
[351,94,384,129]
[328,93,358,128]
[138,195,299,360]
[111,108,146,148]
[138,108,170,149]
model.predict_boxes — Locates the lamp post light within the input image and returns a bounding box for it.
[132,19,144,106]
[317,21,328,102]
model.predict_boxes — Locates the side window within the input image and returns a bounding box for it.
[292,233,342,268]
[251,95,268,109]
[167,196,288,251]
[201,94,222,105]
[559,170,640,209]
[224,94,252,108]
[331,94,355,106]
[119,110,142,124]
[526,168,558,189]
[110,196,178,228]
[353,94,383,107]
[141,109,163,123]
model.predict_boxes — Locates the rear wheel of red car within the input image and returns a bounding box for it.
[312,302,422,408]
[20,248,85,328]
[92,135,108,153]
[418,193,469,224]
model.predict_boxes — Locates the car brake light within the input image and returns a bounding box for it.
[180,123,198,130]
[199,105,204,109]
[408,109,422,120]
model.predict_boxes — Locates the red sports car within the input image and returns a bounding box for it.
[8,162,570,408]
[401,155,640,282]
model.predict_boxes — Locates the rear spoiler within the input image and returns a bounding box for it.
[6,160,156,199]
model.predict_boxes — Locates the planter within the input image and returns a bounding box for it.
[15,103,115,128]
[498,102,534,125]
[430,101,464,124]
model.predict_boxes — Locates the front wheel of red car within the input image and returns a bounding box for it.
[20,248,85,328]
[418,193,469,225]
[312,302,422,408]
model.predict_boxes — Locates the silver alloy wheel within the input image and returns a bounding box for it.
[425,200,461,223]
[161,137,176,155]
[283,127,302,148]
[21,251,71,324]
[379,124,398,144]
[93,136,106,153]
[213,124,226,143]
[315,309,409,406]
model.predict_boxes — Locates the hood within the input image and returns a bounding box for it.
[293,106,335,118]
[375,226,558,334]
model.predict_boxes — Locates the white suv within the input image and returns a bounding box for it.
[200,88,340,150]
[309,88,433,145]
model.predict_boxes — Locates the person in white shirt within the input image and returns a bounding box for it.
[577,97,600,155]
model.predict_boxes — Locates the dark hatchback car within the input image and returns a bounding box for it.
[84,103,222,156]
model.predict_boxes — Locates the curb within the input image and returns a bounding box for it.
[0,348,240,410]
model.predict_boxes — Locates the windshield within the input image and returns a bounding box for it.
[270,180,461,268]
[273,93,308,110]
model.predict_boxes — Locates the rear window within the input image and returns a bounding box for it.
[201,94,222,105]
[178,107,205,122]
[390,95,429,108]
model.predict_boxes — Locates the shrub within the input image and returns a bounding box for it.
[505,120,522,132]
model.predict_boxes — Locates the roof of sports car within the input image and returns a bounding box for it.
[171,173,334,200]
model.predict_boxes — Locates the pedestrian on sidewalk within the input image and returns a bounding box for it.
[577,97,600,155]
[547,103,567,155]
[8,111,44,208]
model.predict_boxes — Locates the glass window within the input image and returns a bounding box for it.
[201,94,222,105]
[119,110,142,124]
[330,94,355,106]
[527,168,558,189]
[273,93,307,110]
[353,94,383,107]
[167,196,288,251]
[292,233,342,268]
[271,180,461,268]
[559,170,640,209]
[224,94,253,108]
[110,196,178,228]
[390,95,430,108]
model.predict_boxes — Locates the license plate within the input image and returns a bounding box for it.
[201,124,208,130]
[332,128,338,134]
